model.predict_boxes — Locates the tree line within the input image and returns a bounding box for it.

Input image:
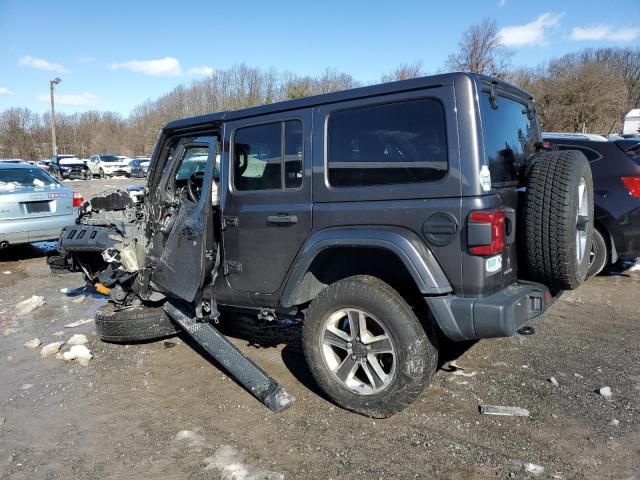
[1,19,639,161]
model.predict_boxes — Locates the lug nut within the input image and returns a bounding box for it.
[366,345,371,351]
[356,336,360,341]
[346,342,352,348]
[351,355,357,360]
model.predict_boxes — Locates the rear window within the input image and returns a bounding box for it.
[0,168,58,191]
[616,140,640,164]
[480,92,536,185]
[327,99,448,187]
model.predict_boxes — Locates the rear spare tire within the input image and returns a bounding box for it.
[521,150,593,290]
[95,302,180,343]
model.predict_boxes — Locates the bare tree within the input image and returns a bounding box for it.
[381,62,424,83]
[446,18,512,78]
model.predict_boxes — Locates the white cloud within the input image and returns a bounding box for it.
[18,55,69,73]
[37,92,99,107]
[110,57,182,76]
[0,87,14,95]
[76,56,95,63]
[570,25,640,42]
[188,66,215,76]
[498,12,563,47]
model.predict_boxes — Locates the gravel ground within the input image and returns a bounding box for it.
[0,177,639,479]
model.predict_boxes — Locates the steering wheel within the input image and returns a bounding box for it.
[187,171,205,203]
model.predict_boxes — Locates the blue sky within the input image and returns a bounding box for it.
[1,0,639,116]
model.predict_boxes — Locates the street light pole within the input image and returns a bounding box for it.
[49,77,61,158]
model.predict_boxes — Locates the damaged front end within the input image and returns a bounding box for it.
[48,188,160,304]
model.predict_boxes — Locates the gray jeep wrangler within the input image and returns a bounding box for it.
[49,72,593,417]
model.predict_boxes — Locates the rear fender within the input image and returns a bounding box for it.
[279,226,452,307]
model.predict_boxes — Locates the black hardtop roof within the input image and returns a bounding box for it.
[163,72,530,133]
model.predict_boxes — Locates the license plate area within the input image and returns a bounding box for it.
[23,201,51,214]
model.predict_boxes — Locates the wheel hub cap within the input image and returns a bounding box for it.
[320,308,396,395]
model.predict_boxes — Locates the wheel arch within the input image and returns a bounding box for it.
[279,226,452,308]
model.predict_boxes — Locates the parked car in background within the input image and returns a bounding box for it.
[87,154,132,178]
[129,156,151,177]
[48,154,92,180]
[37,160,50,171]
[544,133,640,276]
[0,162,83,247]
[0,159,26,163]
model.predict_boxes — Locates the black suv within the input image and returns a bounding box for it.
[49,154,91,180]
[544,133,640,276]
[49,73,594,417]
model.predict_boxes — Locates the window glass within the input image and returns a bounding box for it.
[284,120,303,188]
[175,146,209,181]
[480,93,536,184]
[233,120,304,191]
[558,145,601,162]
[327,99,448,187]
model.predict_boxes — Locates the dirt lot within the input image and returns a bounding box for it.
[0,177,639,479]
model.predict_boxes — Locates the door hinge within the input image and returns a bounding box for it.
[222,216,239,230]
[223,261,242,275]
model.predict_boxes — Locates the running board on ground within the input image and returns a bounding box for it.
[163,301,295,413]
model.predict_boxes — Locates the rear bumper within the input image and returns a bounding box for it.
[426,280,551,341]
[0,213,77,244]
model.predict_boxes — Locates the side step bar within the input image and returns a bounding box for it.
[163,301,295,413]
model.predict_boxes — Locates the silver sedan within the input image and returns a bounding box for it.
[0,162,82,247]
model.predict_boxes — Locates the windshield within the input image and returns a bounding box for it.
[100,155,121,162]
[0,168,58,191]
[480,91,538,185]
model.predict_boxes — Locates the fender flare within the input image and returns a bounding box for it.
[280,226,452,307]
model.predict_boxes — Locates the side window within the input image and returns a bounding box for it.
[233,120,303,192]
[558,145,601,162]
[326,99,448,187]
[175,146,209,182]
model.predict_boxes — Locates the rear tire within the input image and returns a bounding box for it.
[521,150,594,290]
[587,228,608,278]
[302,275,438,418]
[95,302,180,343]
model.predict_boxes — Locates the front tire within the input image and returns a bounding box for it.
[302,275,437,418]
[99,168,105,179]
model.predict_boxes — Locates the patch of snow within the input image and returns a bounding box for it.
[2,327,17,336]
[598,386,613,398]
[62,345,92,366]
[20,383,33,390]
[52,330,65,337]
[40,341,65,357]
[67,334,88,346]
[2,271,11,275]
[72,296,85,304]
[628,258,640,272]
[524,463,545,475]
[64,318,93,328]
[24,338,42,349]
[174,430,206,447]
[15,295,45,316]
[203,445,284,480]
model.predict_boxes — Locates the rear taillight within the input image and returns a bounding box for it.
[542,140,552,151]
[468,210,505,256]
[72,192,84,207]
[621,177,640,198]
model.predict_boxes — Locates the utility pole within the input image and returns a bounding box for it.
[50,77,61,158]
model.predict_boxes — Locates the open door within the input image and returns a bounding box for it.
[150,134,219,302]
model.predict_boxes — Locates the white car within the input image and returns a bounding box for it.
[87,154,132,178]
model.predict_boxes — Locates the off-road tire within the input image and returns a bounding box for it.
[302,275,438,418]
[99,168,105,179]
[95,302,180,343]
[587,228,608,278]
[521,150,593,290]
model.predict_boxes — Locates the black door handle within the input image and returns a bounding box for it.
[267,214,298,225]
